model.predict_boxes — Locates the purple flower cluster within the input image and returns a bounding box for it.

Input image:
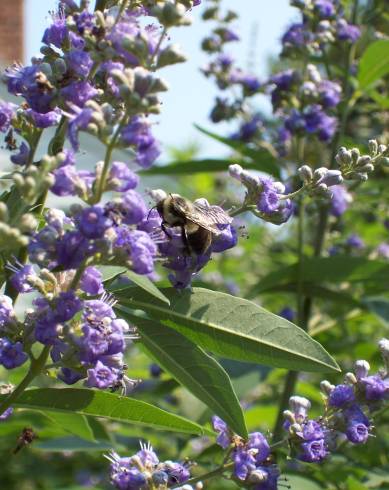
[107,442,192,490]
[269,64,340,144]
[283,0,361,55]
[212,416,279,489]
[229,165,293,225]
[283,339,389,464]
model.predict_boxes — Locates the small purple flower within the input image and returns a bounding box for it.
[346,234,365,249]
[162,461,190,486]
[376,243,389,259]
[10,264,37,293]
[346,421,369,444]
[121,117,161,168]
[114,228,157,275]
[108,162,140,192]
[67,107,94,151]
[330,185,352,217]
[26,109,61,128]
[56,230,96,269]
[0,407,13,421]
[137,442,159,466]
[76,206,112,239]
[329,384,355,408]
[58,367,83,385]
[0,339,28,369]
[80,266,104,296]
[279,307,295,322]
[337,20,361,42]
[299,438,327,462]
[212,415,231,449]
[0,295,14,329]
[360,375,388,401]
[248,432,270,463]
[211,225,237,253]
[302,420,325,441]
[11,142,29,166]
[42,13,68,48]
[232,447,256,480]
[282,23,309,48]
[51,165,79,196]
[54,291,83,322]
[0,101,16,132]
[314,0,336,18]
[86,360,118,389]
[83,298,115,322]
[318,80,341,108]
[65,50,93,78]
[121,191,148,225]
[61,81,98,108]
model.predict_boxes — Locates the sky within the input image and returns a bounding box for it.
[25,0,296,158]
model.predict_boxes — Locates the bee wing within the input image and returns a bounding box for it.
[186,202,233,235]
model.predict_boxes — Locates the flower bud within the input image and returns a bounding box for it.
[336,147,352,165]
[378,338,389,368]
[320,380,334,395]
[350,148,360,163]
[344,372,357,384]
[378,144,387,153]
[321,169,343,187]
[157,44,187,68]
[298,165,313,183]
[356,155,371,168]
[354,360,370,380]
[148,188,167,203]
[313,167,328,183]
[228,164,243,181]
[368,139,378,154]
[283,410,296,424]
[0,202,9,222]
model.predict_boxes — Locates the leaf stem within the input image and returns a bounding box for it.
[0,345,51,415]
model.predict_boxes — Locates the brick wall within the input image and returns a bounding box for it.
[0,0,24,65]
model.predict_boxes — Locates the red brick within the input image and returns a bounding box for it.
[0,0,24,64]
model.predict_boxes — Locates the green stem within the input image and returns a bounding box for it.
[172,462,234,489]
[92,117,127,204]
[272,198,306,441]
[0,345,50,415]
[148,27,168,69]
[229,204,257,217]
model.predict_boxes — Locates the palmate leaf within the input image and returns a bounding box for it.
[0,388,210,436]
[115,287,339,373]
[249,256,389,297]
[118,311,248,438]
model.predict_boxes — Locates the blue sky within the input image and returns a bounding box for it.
[25,1,296,158]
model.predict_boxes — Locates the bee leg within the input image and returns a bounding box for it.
[161,221,172,239]
[181,226,192,255]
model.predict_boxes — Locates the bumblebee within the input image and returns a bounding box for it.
[156,193,232,255]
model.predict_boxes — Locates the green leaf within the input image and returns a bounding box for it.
[358,40,389,90]
[363,297,389,327]
[122,312,248,438]
[195,124,281,177]
[34,436,117,452]
[108,271,169,304]
[249,257,389,297]
[115,287,339,373]
[257,283,363,308]
[42,411,95,442]
[0,388,209,436]
[285,476,323,490]
[140,158,278,177]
